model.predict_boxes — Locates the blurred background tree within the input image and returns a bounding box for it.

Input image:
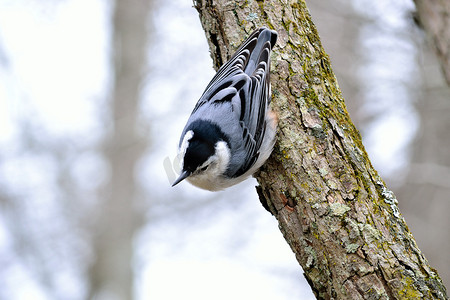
[0,0,448,299]
[87,0,150,299]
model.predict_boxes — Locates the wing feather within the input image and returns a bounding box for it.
[189,28,277,177]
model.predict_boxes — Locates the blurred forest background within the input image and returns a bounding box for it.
[0,0,449,299]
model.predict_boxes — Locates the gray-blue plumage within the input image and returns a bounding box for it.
[173,27,278,191]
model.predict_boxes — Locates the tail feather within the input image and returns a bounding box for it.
[245,28,277,76]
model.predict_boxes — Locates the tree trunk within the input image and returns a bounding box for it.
[414,0,450,86]
[193,0,448,299]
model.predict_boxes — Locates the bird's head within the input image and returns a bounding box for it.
[172,120,230,189]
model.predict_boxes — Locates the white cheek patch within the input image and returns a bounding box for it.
[197,141,229,172]
[214,141,230,174]
[178,130,194,168]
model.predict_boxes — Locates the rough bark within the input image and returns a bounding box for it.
[414,0,450,85]
[194,0,448,299]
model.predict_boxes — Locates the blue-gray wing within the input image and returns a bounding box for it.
[232,56,272,177]
[191,27,277,177]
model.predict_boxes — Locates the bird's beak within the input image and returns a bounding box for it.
[172,170,191,187]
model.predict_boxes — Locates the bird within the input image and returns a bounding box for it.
[172,27,278,191]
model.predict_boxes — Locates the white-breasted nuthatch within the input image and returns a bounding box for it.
[172,27,278,191]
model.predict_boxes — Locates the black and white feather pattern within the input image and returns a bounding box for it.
[180,27,278,185]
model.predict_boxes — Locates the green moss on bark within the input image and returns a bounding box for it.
[195,0,448,298]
